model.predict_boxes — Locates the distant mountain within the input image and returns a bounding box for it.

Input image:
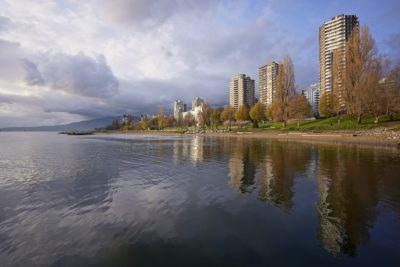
[1,117,115,132]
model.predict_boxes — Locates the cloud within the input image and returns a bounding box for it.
[38,53,119,98]
[102,0,220,29]
[0,0,399,127]
[20,59,44,86]
[0,16,12,32]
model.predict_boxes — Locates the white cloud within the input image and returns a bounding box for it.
[0,0,396,127]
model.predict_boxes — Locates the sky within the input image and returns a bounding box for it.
[0,0,399,127]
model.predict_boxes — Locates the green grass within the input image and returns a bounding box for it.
[256,115,400,131]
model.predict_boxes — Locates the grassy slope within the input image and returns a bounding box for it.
[256,115,400,131]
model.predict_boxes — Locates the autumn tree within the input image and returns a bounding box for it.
[221,105,235,130]
[249,102,266,128]
[183,112,195,128]
[272,56,296,127]
[211,107,224,128]
[343,25,378,123]
[235,105,250,121]
[384,60,400,120]
[157,106,167,129]
[288,95,312,128]
[319,92,339,117]
[199,102,213,128]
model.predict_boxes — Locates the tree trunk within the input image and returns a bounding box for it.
[357,114,362,124]
[253,120,259,128]
[390,114,393,121]
[374,116,379,124]
[282,121,286,128]
[297,120,300,129]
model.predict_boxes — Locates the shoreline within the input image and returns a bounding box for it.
[98,129,400,150]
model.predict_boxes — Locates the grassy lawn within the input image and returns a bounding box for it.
[256,115,400,131]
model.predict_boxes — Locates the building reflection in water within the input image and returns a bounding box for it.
[172,137,204,166]
[316,146,381,256]
[228,140,257,193]
[170,136,400,257]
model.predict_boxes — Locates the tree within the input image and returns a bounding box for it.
[211,107,224,128]
[157,106,166,129]
[221,105,235,129]
[107,119,120,130]
[265,106,273,121]
[343,25,378,123]
[319,92,339,117]
[384,60,400,120]
[183,112,195,127]
[364,58,385,123]
[288,95,312,128]
[272,55,296,127]
[199,102,213,127]
[249,102,266,128]
[235,105,250,121]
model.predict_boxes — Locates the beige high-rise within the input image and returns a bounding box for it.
[319,14,358,107]
[259,61,279,107]
[229,74,255,109]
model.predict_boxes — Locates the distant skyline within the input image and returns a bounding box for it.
[0,0,399,127]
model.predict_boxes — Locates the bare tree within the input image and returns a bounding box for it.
[343,25,378,123]
[199,102,213,128]
[272,56,296,127]
[384,59,400,120]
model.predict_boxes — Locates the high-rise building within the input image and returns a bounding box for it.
[302,83,320,116]
[191,97,204,111]
[229,74,255,109]
[259,61,279,107]
[319,14,358,107]
[173,100,187,120]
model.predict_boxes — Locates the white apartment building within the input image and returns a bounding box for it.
[302,83,320,116]
[259,61,279,107]
[319,14,358,107]
[229,74,255,109]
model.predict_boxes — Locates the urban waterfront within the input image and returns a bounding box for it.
[0,132,399,267]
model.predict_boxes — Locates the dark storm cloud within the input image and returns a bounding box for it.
[20,59,44,86]
[103,0,220,28]
[39,53,119,98]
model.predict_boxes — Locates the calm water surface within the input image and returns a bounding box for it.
[0,132,399,266]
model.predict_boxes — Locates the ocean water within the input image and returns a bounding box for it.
[0,132,399,267]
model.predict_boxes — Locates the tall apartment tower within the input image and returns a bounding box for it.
[259,61,279,107]
[173,100,187,120]
[319,14,358,105]
[302,83,320,116]
[229,74,255,109]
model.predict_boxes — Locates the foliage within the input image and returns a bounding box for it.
[235,105,250,121]
[272,56,296,127]
[249,102,266,122]
[319,92,339,117]
[211,107,224,127]
[183,112,195,127]
[199,102,213,127]
[288,95,312,120]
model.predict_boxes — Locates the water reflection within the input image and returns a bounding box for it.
[0,133,399,266]
[317,146,380,256]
